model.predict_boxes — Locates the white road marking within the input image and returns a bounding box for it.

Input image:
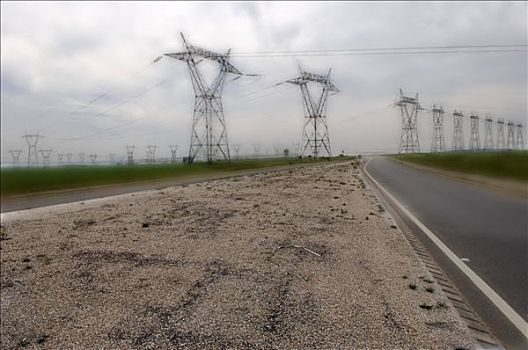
[363,159,528,338]
[461,257,471,262]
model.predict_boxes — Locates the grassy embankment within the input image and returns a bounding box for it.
[392,151,528,182]
[1,156,355,197]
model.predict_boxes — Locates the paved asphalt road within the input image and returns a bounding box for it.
[365,157,527,323]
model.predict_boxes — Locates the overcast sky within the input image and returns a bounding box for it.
[1,1,526,164]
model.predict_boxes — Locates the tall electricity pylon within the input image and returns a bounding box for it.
[57,153,64,164]
[89,154,97,164]
[483,117,494,150]
[126,145,135,165]
[469,114,480,151]
[273,143,282,157]
[452,111,465,151]
[23,134,42,166]
[431,105,445,152]
[9,149,22,166]
[253,143,261,158]
[516,123,524,150]
[164,33,243,163]
[286,66,339,158]
[146,144,158,163]
[169,145,178,163]
[396,89,421,153]
[79,152,85,164]
[232,144,241,159]
[66,153,73,164]
[496,119,505,149]
[507,121,515,149]
[39,149,52,167]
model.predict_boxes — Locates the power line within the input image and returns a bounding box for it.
[231,48,526,58]
[232,44,526,55]
[69,56,163,116]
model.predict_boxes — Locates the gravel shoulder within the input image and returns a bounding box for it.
[0,160,474,349]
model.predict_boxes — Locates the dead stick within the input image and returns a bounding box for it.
[292,245,321,257]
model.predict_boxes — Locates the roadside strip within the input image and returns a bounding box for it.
[1,161,334,214]
[362,159,528,339]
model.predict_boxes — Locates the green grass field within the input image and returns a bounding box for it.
[392,151,528,182]
[1,156,354,197]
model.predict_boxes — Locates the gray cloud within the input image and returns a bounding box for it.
[1,1,526,163]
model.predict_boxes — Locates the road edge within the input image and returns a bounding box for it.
[360,158,528,349]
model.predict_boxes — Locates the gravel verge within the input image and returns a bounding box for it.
[0,160,474,349]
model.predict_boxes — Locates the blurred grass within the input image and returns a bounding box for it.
[391,151,528,182]
[1,156,354,197]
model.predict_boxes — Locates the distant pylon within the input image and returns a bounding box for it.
[169,145,178,163]
[253,144,261,158]
[273,143,282,157]
[452,111,465,151]
[516,123,524,150]
[23,134,42,166]
[126,145,135,165]
[164,33,244,163]
[396,89,421,153]
[507,121,515,149]
[286,65,338,158]
[9,149,22,166]
[292,142,300,157]
[79,152,85,164]
[232,144,241,159]
[431,105,445,152]
[146,145,158,163]
[469,114,480,151]
[39,149,52,167]
[66,153,73,164]
[89,154,97,164]
[496,119,505,149]
[483,117,494,150]
[57,153,64,164]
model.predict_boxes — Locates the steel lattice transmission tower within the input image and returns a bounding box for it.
[431,105,445,152]
[469,114,480,151]
[483,117,494,150]
[89,154,98,164]
[516,123,524,150]
[496,119,505,149]
[253,144,261,157]
[39,149,52,167]
[286,66,339,158]
[146,144,158,163]
[232,144,241,159]
[23,134,42,166]
[169,145,179,163]
[164,33,243,163]
[9,149,22,166]
[396,89,421,153]
[58,154,64,164]
[66,153,73,164]
[126,145,135,165]
[79,152,85,164]
[452,111,465,151]
[507,121,515,149]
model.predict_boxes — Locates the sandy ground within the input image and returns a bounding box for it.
[0,160,474,349]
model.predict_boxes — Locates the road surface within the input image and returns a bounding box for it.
[364,157,527,347]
